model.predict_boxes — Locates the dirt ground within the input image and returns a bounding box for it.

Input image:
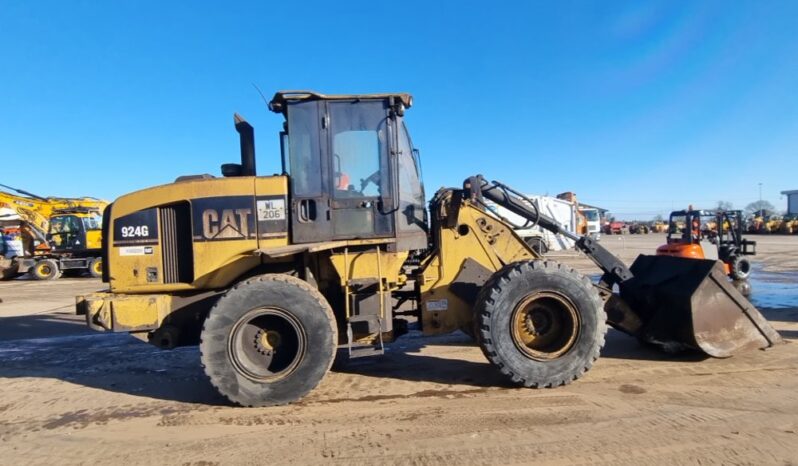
[1,234,797,465]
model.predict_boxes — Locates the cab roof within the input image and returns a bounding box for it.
[268,90,413,114]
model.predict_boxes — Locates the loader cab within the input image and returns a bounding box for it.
[269,91,427,250]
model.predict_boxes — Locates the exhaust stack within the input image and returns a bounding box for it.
[234,113,256,177]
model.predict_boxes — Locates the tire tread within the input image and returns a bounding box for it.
[475,260,607,388]
[199,273,337,407]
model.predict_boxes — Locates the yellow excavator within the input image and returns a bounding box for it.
[77,91,782,406]
[0,184,107,280]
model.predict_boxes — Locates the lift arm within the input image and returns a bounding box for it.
[465,175,633,287]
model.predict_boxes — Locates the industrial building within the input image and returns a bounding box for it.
[782,190,798,215]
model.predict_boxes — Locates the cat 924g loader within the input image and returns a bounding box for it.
[76,91,782,406]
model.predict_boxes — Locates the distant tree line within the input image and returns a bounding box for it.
[642,200,783,221]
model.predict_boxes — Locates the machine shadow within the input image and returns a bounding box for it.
[0,314,96,341]
[332,334,514,389]
[0,324,754,405]
[0,331,228,406]
[599,329,709,362]
[334,328,710,388]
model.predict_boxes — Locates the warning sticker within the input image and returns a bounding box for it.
[119,246,154,256]
[426,299,448,312]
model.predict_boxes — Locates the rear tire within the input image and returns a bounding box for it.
[475,260,606,388]
[730,256,751,280]
[32,259,59,280]
[200,274,337,407]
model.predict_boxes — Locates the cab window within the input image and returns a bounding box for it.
[82,214,102,231]
[286,103,322,197]
[329,101,387,199]
[49,215,83,248]
[332,131,380,197]
[397,121,425,232]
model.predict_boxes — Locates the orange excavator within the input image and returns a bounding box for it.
[656,208,755,280]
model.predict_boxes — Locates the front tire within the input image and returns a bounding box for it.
[730,256,751,280]
[475,260,606,388]
[32,259,60,280]
[200,274,337,407]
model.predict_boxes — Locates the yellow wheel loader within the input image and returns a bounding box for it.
[77,91,782,407]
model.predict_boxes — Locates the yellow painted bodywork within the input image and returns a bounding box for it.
[417,192,538,335]
[108,176,289,293]
[77,292,169,332]
[328,249,408,288]
[90,176,536,344]
[85,229,102,250]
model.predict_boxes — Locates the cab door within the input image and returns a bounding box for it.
[327,100,394,239]
[286,101,333,243]
[49,215,86,251]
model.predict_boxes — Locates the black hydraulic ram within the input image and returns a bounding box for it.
[465,175,632,288]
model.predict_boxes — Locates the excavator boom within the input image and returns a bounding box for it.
[1,186,108,280]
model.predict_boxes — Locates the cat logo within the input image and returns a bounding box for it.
[202,208,253,240]
[191,195,286,242]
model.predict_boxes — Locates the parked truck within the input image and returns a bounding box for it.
[489,193,592,253]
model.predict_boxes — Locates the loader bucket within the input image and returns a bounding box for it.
[619,255,782,358]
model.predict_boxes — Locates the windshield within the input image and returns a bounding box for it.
[397,121,425,232]
[582,210,599,221]
[669,215,686,233]
[82,214,102,231]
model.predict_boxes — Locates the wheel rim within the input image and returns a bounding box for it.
[228,308,306,382]
[38,264,52,276]
[510,291,580,361]
[92,260,102,274]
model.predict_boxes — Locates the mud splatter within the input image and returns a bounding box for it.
[306,387,493,405]
[619,384,646,394]
[42,406,182,430]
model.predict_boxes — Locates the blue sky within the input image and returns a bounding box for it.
[1,1,796,219]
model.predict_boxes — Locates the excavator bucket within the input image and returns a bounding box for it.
[618,255,783,358]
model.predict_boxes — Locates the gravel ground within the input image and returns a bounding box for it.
[0,234,796,465]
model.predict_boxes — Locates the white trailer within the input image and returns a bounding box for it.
[487,195,580,253]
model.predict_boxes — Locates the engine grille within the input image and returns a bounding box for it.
[160,204,194,284]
